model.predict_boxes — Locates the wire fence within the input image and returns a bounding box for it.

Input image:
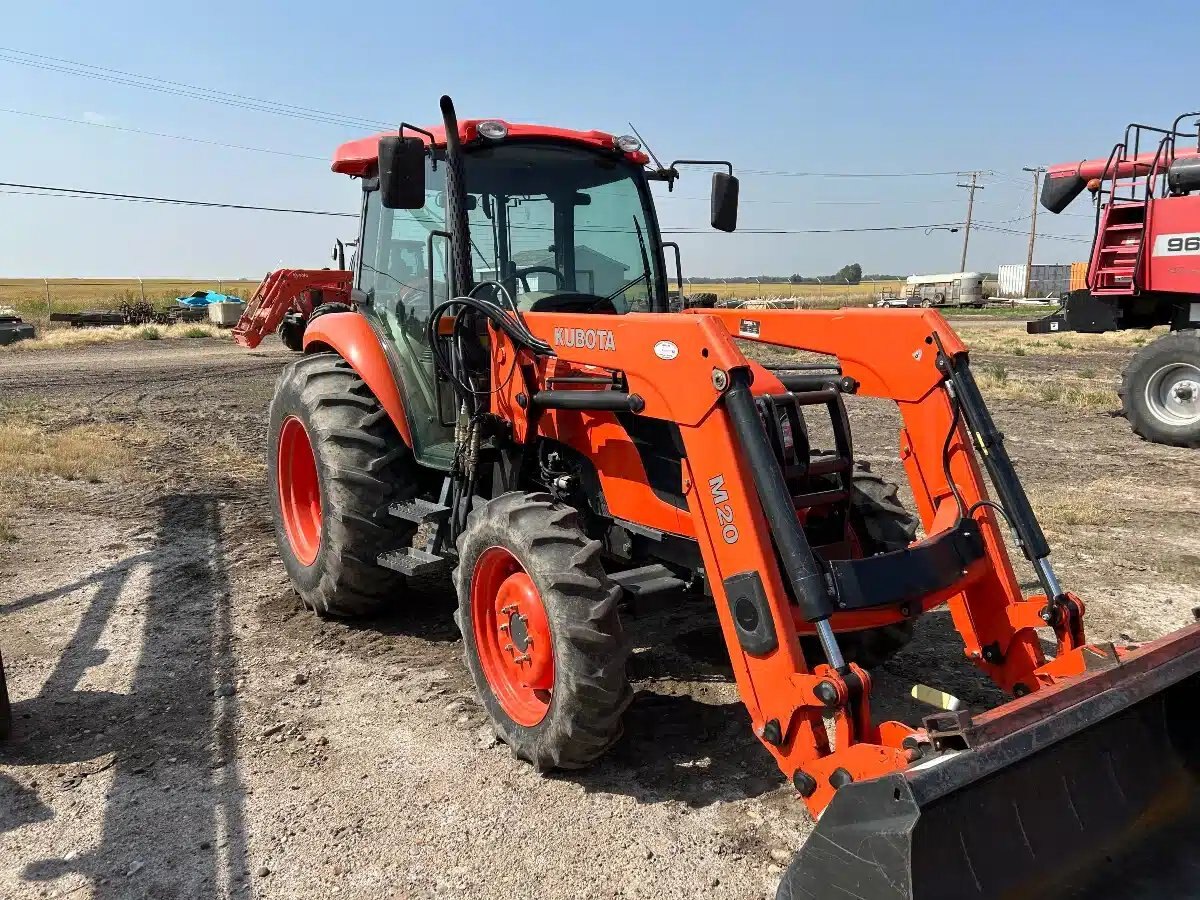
[0,278,262,325]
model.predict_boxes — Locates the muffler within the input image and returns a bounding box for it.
[778,624,1200,900]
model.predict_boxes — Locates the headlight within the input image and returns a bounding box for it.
[477,120,508,140]
[615,134,641,153]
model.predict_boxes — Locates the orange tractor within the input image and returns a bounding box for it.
[261,96,1200,898]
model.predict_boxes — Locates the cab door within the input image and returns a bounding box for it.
[356,164,456,469]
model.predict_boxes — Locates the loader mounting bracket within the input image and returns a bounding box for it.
[826,518,985,612]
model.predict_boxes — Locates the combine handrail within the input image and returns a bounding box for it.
[1086,142,1124,286]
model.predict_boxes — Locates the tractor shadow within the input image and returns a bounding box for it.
[565,598,1012,810]
[0,493,254,899]
[565,595,789,807]
[254,569,463,680]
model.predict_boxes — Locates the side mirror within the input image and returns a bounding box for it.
[379,135,427,209]
[711,172,739,232]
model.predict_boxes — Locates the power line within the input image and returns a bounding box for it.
[660,221,967,234]
[656,194,1008,206]
[972,223,1091,243]
[0,47,391,130]
[0,108,326,161]
[3,181,1085,245]
[740,168,996,178]
[0,181,356,217]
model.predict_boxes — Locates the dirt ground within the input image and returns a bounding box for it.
[1,325,1197,900]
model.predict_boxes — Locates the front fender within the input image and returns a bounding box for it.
[302,312,413,447]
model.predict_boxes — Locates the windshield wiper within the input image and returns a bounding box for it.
[605,216,653,303]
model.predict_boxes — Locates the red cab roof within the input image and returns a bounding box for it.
[331,119,650,176]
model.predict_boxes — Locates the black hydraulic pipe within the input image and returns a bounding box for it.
[775,374,841,393]
[945,355,1052,563]
[760,388,840,406]
[545,375,615,385]
[724,368,835,624]
[530,390,643,412]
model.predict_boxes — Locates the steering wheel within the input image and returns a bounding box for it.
[512,265,565,293]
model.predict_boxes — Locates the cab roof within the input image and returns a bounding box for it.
[331,120,650,177]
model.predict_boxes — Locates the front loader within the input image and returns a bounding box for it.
[262,95,1200,898]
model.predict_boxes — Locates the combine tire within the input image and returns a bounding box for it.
[454,492,631,769]
[268,352,417,616]
[803,472,919,668]
[1120,330,1200,448]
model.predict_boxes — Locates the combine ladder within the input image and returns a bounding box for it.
[1089,198,1146,295]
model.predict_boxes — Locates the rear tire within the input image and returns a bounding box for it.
[1120,330,1200,448]
[267,352,417,616]
[308,301,354,323]
[454,492,631,770]
[802,472,919,668]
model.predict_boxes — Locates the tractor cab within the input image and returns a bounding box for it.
[334,118,737,467]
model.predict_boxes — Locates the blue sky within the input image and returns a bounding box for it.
[2,1,1198,278]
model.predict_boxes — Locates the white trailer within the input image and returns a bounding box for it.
[900,272,985,307]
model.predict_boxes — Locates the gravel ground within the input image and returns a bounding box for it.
[0,327,1197,900]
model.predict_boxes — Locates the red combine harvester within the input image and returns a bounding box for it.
[1035,114,1200,446]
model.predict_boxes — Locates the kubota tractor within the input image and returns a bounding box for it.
[1035,114,1200,447]
[264,96,1200,898]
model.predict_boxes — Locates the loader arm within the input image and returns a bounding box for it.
[487,305,1200,898]
[490,307,1098,810]
[232,268,352,348]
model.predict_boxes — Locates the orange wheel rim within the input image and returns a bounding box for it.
[278,416,322,566]
[471,546,554,726]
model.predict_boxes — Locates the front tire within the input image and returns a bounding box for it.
[267,353,417,616]
[278,319,305,352]
[802,472,920,668]
[454,492,631,770]
[1120,330,1200,448]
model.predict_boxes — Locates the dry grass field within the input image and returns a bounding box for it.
[0,278,261,327]
[684,280,901,302]
[0,322,227,352]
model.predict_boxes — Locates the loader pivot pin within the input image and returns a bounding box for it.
[470,547,555,726]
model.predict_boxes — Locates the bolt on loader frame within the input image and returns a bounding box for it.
[263,95,1200,899]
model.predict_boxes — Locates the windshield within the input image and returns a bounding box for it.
[354,140,663,469]
[463,143,663,313]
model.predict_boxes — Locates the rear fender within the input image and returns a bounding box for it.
[302,312,413,447]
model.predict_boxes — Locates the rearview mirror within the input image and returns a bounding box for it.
[711,172,739,232]
[378,135,426,209]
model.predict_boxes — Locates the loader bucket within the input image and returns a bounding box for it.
[777,624,1200,900]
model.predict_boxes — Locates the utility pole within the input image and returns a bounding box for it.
[956,172,984,272]
[1022,166,1046,298]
